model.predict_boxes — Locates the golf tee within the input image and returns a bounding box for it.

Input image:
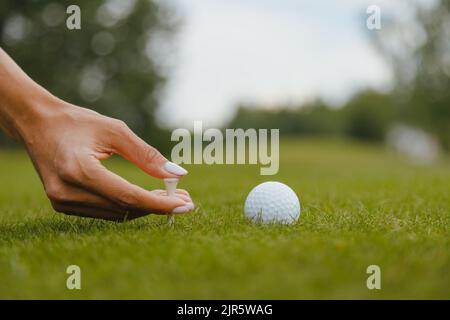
[164,178,179,227]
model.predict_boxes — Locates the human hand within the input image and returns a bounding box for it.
[19,100,194,221]
[0,48,195,221]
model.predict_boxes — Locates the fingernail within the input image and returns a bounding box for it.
[172,202,195,214]
[164,162,188,176]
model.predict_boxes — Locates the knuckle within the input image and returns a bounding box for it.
[54,145,87,183]
[111,119,133,142]
[115,120,129,134]
[144,145,159,162]
[59,165,80,183]
[46,184,68,203]
[58,156,88,183]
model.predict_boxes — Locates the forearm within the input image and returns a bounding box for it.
[0,48,57,141]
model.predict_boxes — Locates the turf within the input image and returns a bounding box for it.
[0,138,449,299]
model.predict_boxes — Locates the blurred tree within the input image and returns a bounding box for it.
[374,0,450,149]
[227,92,394,142]
[228,1,450,147]
[0,0,176,151]
[227,100,343,137]
[342,91,396,141]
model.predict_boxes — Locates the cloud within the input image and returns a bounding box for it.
[158,0,399,127]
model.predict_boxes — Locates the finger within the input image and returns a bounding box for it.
[134,191,194,215]
[47,181,122,210]
[53,203,152,221]
[155,193,192,203]
[61,155,192,214]
[170,194,192,203]
[51,186,167,220]
[52,203,126,221]
[152,189,192,202]
[176,189,190,196]
[110,121,188,179]
[152,189,190,196]
[54,201,191,221]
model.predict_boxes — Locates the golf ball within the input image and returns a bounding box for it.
[244,181,300,224]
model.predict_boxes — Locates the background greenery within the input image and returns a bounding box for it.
[0,0,174,150]
[229,1,450,149]
[1,1,449,150]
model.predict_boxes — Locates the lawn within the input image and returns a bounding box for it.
[0,138,449,299]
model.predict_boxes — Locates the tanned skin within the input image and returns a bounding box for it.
[0,48,194,221]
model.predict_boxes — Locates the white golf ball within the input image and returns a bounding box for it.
[244,181,300,224]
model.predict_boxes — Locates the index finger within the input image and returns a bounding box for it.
[61,155,192,214]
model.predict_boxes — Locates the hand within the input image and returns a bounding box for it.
[20,100,194,221]
[0,48,194,221]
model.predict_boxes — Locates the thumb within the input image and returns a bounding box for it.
[111,121,188,179]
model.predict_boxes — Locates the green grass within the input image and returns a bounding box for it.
[0,138,449,299]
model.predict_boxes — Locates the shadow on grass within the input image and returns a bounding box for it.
[0,215,163,243]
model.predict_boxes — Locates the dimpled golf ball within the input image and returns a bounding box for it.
[244,181,300,224]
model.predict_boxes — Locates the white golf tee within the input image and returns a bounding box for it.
[164,178,179,227]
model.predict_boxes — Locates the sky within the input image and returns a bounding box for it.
[155,0,421,128]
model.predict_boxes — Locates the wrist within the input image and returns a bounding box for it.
[0,48,63,142]
[3,87,62,143]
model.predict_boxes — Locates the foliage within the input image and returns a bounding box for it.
[228,1,450,148]
[374,0,450,148]
[0,0,175,150]
[228,100,342,136]
[341,91,396,141]
[227,91,396,143]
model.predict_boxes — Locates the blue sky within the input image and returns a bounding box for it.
[156,0,423,127]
